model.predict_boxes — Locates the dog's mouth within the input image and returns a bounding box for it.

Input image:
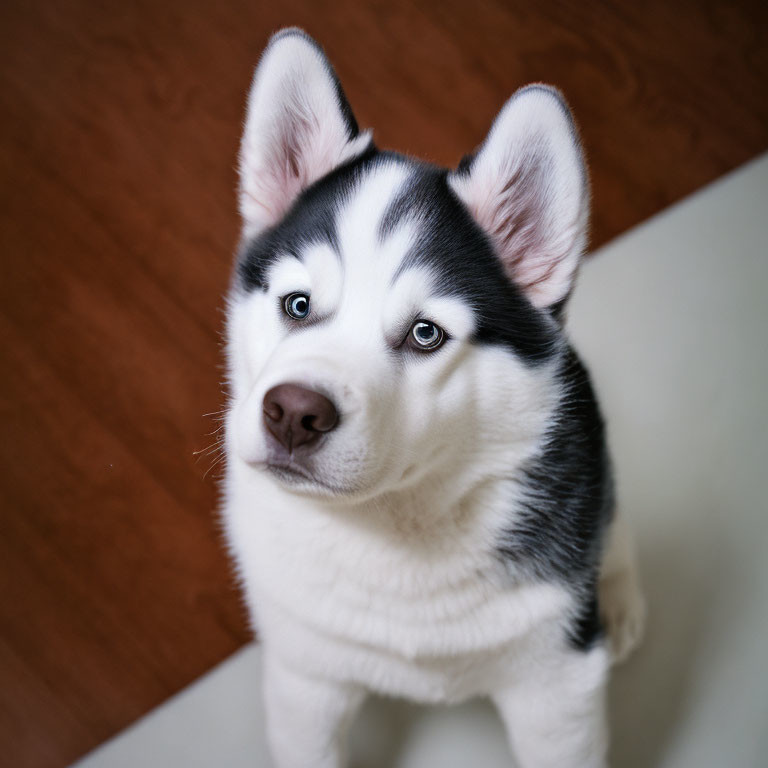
[260,458,351,496]
[264,459,316,484]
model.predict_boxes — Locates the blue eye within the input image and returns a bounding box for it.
[283,293,310,320]
[409,320,444,350]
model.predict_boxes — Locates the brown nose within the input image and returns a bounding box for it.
[263,383,339,452]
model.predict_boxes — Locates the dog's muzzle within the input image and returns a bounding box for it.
[262,383,339,454]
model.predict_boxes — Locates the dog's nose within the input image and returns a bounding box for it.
[262,383,339,452]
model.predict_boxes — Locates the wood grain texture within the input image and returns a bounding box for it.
[0,1,766,766]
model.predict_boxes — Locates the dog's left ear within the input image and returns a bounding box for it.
[449,86,588,309]
[239,29,372,237]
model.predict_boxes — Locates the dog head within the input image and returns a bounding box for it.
[226,29,588,500]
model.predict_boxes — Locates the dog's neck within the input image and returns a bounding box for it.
[312,456,526,552]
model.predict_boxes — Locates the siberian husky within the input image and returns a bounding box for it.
[223,28,645,768]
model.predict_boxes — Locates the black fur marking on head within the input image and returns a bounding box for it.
[379,164,559,365]
[455,151,476,176]
[548,296,570,323]
[237,145,378,290]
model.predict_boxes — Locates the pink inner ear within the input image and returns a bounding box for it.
[457,146,584,309]
[239,33,374,237]
[265,105,320,221]
[241,95,371,234]
[486,159,558,292]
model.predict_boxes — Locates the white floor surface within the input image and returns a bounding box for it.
[72,153,768,768]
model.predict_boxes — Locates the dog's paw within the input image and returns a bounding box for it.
[599,569,646,664]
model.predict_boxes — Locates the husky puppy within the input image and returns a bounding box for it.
[223,28,645,768]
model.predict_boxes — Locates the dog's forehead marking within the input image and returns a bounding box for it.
[327,160,441,329]
[276,159,479,341]
[335,159,413,281]
[244,151,558,364]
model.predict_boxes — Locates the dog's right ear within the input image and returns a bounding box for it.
[448,86,588,310]
[239,29,372,237]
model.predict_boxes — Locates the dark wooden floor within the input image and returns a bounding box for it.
[0,1,766,766]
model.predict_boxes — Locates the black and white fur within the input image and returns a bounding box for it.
[223,29,645,768]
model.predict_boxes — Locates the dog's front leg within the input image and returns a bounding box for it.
[262,651,366,768]
[490,646,609,768]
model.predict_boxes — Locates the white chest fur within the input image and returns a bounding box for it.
[223,462,573,704]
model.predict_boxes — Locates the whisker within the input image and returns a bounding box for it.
[203,452,227,480]
[193,439,225,459]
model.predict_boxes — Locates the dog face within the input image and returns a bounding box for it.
[227,30,588,500]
